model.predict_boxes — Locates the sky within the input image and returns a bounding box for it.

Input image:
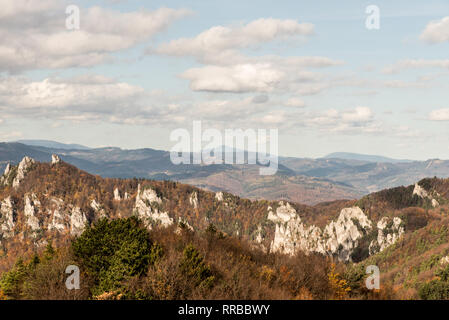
[1,0,449,160]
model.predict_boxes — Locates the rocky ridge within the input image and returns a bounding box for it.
[0,155,437,263]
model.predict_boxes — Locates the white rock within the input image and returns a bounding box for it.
[47,198,66,232]
[432,199,440,208]
[91,199,107,219]
[413,183,429,198]
[134,184,173,228]
[4,163,10,176]
[24,194,41,231]
[114,188,121,201]
[90,199,101,211]
[176,217,194,234]
[215,192,224,201]
[0,197,15,238]
[369,216,404,255]
[12,156,35,189]
[70,207,87,236]
[189,192,198,209]
[440,256,449,265]
[413,183,439,207]
[51,154,61,164]
[269,205,373,262]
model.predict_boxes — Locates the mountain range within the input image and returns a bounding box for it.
[1,140,449,205]
[0,154,449,299]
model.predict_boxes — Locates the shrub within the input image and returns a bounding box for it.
[179,244,215,289]
[419,280,449,300]
[71,217,151,296]
[0,259,27,299]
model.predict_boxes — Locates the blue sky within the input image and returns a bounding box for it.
[1,0,449,159]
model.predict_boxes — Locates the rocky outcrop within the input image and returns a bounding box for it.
[369,217,404,255]
[12,156,35,189]
[47,198,66,232]
[0,164,11,185]
[91,199,107,218]
[176,217,194,234]
[70,207,87,236]
[268,203,374,261]
[134,184,173,228]
[0,197,15,239]
[24,194,41,231]
[215,192,224,201]
[413,183,439,207]
[189,192,198,209]
[51,154,61,165]
[440,256,449,265]
[114,188,121,201]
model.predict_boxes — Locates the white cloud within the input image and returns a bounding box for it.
[152,18,342,94]
[429,108,449,121]
[304,107,380,134]
[341,106,373,122]
[420,16,449,44]
[181,64,285,93]
[383,59,449,74]
[0,1,191,72]
[285,97,305,108]
[154,18,314,62]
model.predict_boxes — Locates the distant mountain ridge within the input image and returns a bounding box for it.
[3,141,449,205]
[15,139,90,150]
[0,142,361,205]
[323,152,412,163]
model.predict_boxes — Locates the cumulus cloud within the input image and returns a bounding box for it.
[420,16,449,44]
[181,64,285,93]
[0,75,186,125]
[304,107,380,134]
[285,97,305,108]
[383,59,449,74]
[0,1,191,72]
[151,18,342,94]
[153,18,314,62]
[429,108,449,121]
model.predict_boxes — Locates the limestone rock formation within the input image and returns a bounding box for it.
[51,154,61,165]
[47,198,66,232]
[134,184,173,228]
[268,203,375,262]
[12,156,35,189]
[0,164,11,185]
[24,194,41,231]
[0,197,15,239]
[114,188,121,201]
[190,192,198,209]
[91,199,107,218]
[215,192,224,201]
[413,183,439,207]
[70,207,87,236]
[369,217,404,255]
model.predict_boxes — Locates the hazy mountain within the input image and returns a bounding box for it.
[323,152,412,163]
[3,141,449,204]
[0,142,362,205]
[16,139,90,150]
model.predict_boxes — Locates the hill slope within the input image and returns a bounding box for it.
[1,156,449,299]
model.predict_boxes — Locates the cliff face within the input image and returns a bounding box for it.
[0,156,440,264]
